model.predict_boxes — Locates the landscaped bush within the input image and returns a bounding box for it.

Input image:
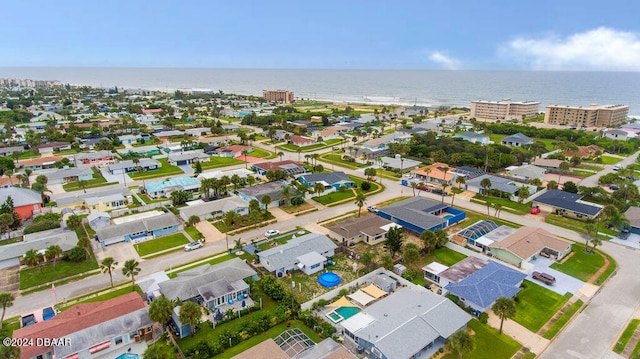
[33,212,62,223]
[401,269,417,281]
[361,181,371,191]
[290,197,304,206]
[188,340,215,359]
[64,246,87,262]
[23,220,61,234]
[478,312,489,324]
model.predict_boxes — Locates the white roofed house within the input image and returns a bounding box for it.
[41,167,94,185]
[257,233,337,277]
[179,196,249,221]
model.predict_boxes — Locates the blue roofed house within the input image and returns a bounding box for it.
[376,197,466,233]
[501,133,533,147]
[144,176,201,199]
[454,131,490,145]
[430,257,527,312]
[298,171,354,193]
[257,233,337,277]
[95,212,182,246]
[532,189,603,219]
[340,287,471,359]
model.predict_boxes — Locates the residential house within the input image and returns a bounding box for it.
[489,227,572,267]
[152,130,184,140]
[41,167,94,185]
[12,292,156,359]
[143,108,163,114]
[117,145,160,157]
[0,175,20,188]
[311,126,347,141]
[262,129,291,141]
[288,135,316,147]
[0,228,77,269]
[237,181,289,208]
[38,141,72,154]
[379,156,421,172]
[532,158,563,170]
[564,145,605,159]
[117,134,141,145]
[506,164,547,182]
[501,133,533,147]
[341,287,471,359]
[532,189,603,219]
[450,166,485,181]
[144,176,201,199]
[454,131,490,145]
[185,127,212,137]
[0,187,42,220]
[625,206,640,234]
[423,257,526,311]
[258,233,337,276]
[73,150,116,166]
[603,129,629,141]
[107,158,160,175]
[298,171,354,192]
[19,156,65,171]
[56,187,132,213]
[232,337,354,359]
[376,197,465,233]
[452,220,516,252]
[179,197,249,222]
[252,160,306,177]
[328,215,395,246]
[411,163,457,186]
[361,137,391,150]
[95,212,182,246]
[465,174,536,200]
[214,145,253,158]
[197,168,256,181]
[87,212,111,231]
[0,146,25,157]
[167,150,210,165]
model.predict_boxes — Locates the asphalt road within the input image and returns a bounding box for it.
[577,151,640,187]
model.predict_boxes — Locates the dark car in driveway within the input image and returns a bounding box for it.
[532,271,556,285]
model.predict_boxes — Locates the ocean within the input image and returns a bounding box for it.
[1,67,639,117]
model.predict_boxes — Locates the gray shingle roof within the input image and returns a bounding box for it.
[533,189,602,216]
[0,187,42,207]
[258,233,337,272]
[378,197,447,231]
[95,213,180,240]
[298,171,350,186]
[158,258,257,301]
[0,229,78,261]
[107,158,160,171]
[467,174,519,194]
[55,187,131,206]
[41,167,93,181]
[238,181,286,201]
[167,150,209,162]
[502,132,533,145]
[179,197,248,221]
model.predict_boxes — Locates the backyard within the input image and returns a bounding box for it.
[512,281,571,332]
[62,167,116,191]
[550,244,608,282]
[198,156,244,170]
[471,194,532,215]
[442,320,521,359]
[403,246,467,286]
[129,158,184,179]
[134,233,190,257]
[20,252,99,290]
[278,143,327,152]
[289,253,359,303]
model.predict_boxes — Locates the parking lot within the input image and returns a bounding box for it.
[525,257,584,296]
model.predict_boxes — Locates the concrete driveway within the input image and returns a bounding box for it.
[525,257,584,295]
[610,233,640,249]
[195,221,224,242]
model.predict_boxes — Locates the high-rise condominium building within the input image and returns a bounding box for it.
[544,104,629,128]
[263,90,295,104]
[470,99,540,120]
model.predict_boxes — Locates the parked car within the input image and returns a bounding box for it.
[264,229,280,237]
[613,164,622,171]
[532,271,556,285]
[184,240,203,251]
[367,206,379,213]
[609,185,620,190]
[21,314,37,328]
[42,307,55,321]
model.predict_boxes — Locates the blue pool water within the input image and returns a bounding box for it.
[317,272,342,288]
[444,215,454,220]
[335,306,360,320]
[115,354,140,359]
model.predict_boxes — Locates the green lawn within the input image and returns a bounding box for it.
[405,247,467,286]
[129,158,184,179]
[544,214,618,237]
[57,285,142,312]
[543,300,583,339]
[185,226,203,240]
[319,153,368,169]
[198,156,245,170]
[512,281,571,332]
[18,151,40,159]
[62,167,116,191]
[600,155,622,164]
[20,253,99,290]
[489,134,507,144]
[312,189,355,205]
[278,143,327,152]
[139,193,168,204]
[442,320,521,359]
[550,244,606,282]
[472,194,531,215]
[168,253,235,278]
[324,138,344,145]
[249,147,275,159]
[135,233,190,257]
[257,229,311,250]
[616,320,640,353]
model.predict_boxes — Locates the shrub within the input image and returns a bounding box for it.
[23,220,61,234]
[478,312,489,324]
[33,212,62,223]
[290,197,304,206]
[64,246,87,262]
[401,269,417,281]
[189,341,213,359]
[361,181,371,191]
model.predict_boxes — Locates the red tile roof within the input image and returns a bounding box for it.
[19,156,64,167]
[142,109,163,114]
[13,292,146,359]
[218,145,252,154]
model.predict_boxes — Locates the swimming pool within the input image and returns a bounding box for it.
[326,306,361,323]
[115,353,140,359]
[444,214,454,220]
[317,272,342,288]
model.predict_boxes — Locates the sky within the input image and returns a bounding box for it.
[1,0,639,71]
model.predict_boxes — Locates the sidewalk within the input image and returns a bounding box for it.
[486,312,550,355]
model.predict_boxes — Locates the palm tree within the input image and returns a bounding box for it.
[517,186,530,203]
[148,296,174,331]
[433,228,449,248]
[354,192,366,217]
[100,257,118,287]
[446,329,475,359]
[441,183,449,203]
[297,148,302,162]
[241,149,249,169]
[122,259,141,289]
[279,184,293,207]
[260,194,272,213]
[313,182,325,197]
[410,182,418,197]
[584,219,595,248]
[66,214,82,232]
[494,203,503,218]
[480,177,492,197]
[420,230,437,254]
[77,237,92,257]
[44,245,62,269]
[492,297,517,334]
[0,292,14,330]
[23,248,44,273]
[179,301,203,336]
[277,151,284,161]
[455,176,466,189]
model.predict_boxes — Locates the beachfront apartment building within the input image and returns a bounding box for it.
[263,90,294,104]
[544,104,629,127]
[470,99,540,120]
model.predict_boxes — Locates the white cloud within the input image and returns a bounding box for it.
[427,51,461,70]
[502,27,640,71]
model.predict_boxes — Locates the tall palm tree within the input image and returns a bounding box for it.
[441,183,449,203]
[455,176,466,189]
[44,245,62,269]
[420,230,437,254]
[23,248,44,273]
[492,297,516,334]
[122,259,141,289]
[494,203,503,218]
[77,237,92,257]
[101,257,118,287]
[260,194,272,213]
[277,151,284,161]
[0,292,14,330]
[313,182,325,197]
[148,296,174,331]
[410,182,418,197]
[179,301,203,336]
[354,192,366,217]
[279,184,293,207]
[446,329,475,359]
[241,149,249,169]
[480,177,492,197]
